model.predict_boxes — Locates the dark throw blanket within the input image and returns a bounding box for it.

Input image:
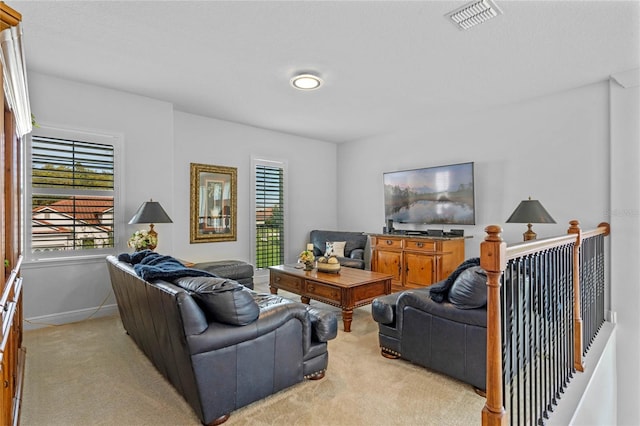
[118,250,216,282]
[429,257,481,303]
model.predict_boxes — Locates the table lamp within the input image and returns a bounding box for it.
[506,197,556,241]
[129,199,173,250]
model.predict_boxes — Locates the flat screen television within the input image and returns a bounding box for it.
[383,162,475,225]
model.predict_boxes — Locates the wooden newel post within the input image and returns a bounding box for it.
[481,225,507,426]
[567,220,584,372]
[597,222,611,237]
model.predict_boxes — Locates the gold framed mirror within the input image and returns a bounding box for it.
[190,163,237,243]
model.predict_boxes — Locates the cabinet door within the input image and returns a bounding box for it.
[405,252,435,287]
[436,239,466,281]
[374,249,402,286]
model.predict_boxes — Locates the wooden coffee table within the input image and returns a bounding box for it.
[269,264,392,332]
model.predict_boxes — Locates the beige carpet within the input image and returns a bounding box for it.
[21,294,484,426]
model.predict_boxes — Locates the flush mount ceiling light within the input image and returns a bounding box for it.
[446,0,503,30]
[290,73,323,90]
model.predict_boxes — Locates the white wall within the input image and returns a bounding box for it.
[24,71,175,326]
[337,81,610,256]
[337,79,639,423]
[609,74,640,425]
[172,111,337,265]
[23,72,337,326]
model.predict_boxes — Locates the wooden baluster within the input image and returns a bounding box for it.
[567,220,584,372]
[481,225,507,426]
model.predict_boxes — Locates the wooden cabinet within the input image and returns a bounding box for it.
[370,234,466,293]
[1,4,27,425]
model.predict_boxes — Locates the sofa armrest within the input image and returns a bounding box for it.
[350,248,364,260]
[306,306,337,342]
[186,303,311,355]
[372,292,402,325]
[373,286,488,331]
[396,289,487,328]
[396,288,438,314]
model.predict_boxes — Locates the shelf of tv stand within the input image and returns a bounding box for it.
[369,233,467,292]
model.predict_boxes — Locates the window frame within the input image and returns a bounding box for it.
[26,125,124,261]
[251,156,288,274]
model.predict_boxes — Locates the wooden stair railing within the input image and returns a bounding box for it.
[481,221,610,425]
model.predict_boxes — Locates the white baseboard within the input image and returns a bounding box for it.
[24,304,119,330]
[547,321,617,425]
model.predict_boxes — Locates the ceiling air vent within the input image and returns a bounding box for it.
[446,0,503,30]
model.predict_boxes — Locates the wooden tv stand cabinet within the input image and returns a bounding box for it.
[370,234,466,293]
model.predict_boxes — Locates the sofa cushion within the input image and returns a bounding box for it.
[324,241,346,257]
[174,276,259,325]
[448,266,487,309]
[191,260,255,289]
[191,260,253,281]
[429,258,481,303]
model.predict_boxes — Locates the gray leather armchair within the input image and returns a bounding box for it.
[309,229,368,269]
[371,286,487,391]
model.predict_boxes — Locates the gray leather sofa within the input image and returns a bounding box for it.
[371,284,487,391]
[309,229,368,269]
[106,255,337,425]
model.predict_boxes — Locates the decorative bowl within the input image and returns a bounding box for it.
[316,257,341,273]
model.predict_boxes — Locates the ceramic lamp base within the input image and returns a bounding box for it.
[523,223,537,241]
[148,224,158,250]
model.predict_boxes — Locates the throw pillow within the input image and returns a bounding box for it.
[325,241,346,257]
[448,266,487,309]
[174,276,259,326]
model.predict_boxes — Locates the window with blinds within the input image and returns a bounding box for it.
[30,134,115,254]
[255,163,285,268]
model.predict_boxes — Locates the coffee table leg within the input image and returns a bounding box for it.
[301,296,310,304]
[342,309,353,332]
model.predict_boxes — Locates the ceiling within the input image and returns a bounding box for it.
[14,0,640,143]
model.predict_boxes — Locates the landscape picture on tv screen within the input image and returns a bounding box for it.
[383,162,475,225]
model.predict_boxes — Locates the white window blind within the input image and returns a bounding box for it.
[255,163,285,268]
[30,134,116,254]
